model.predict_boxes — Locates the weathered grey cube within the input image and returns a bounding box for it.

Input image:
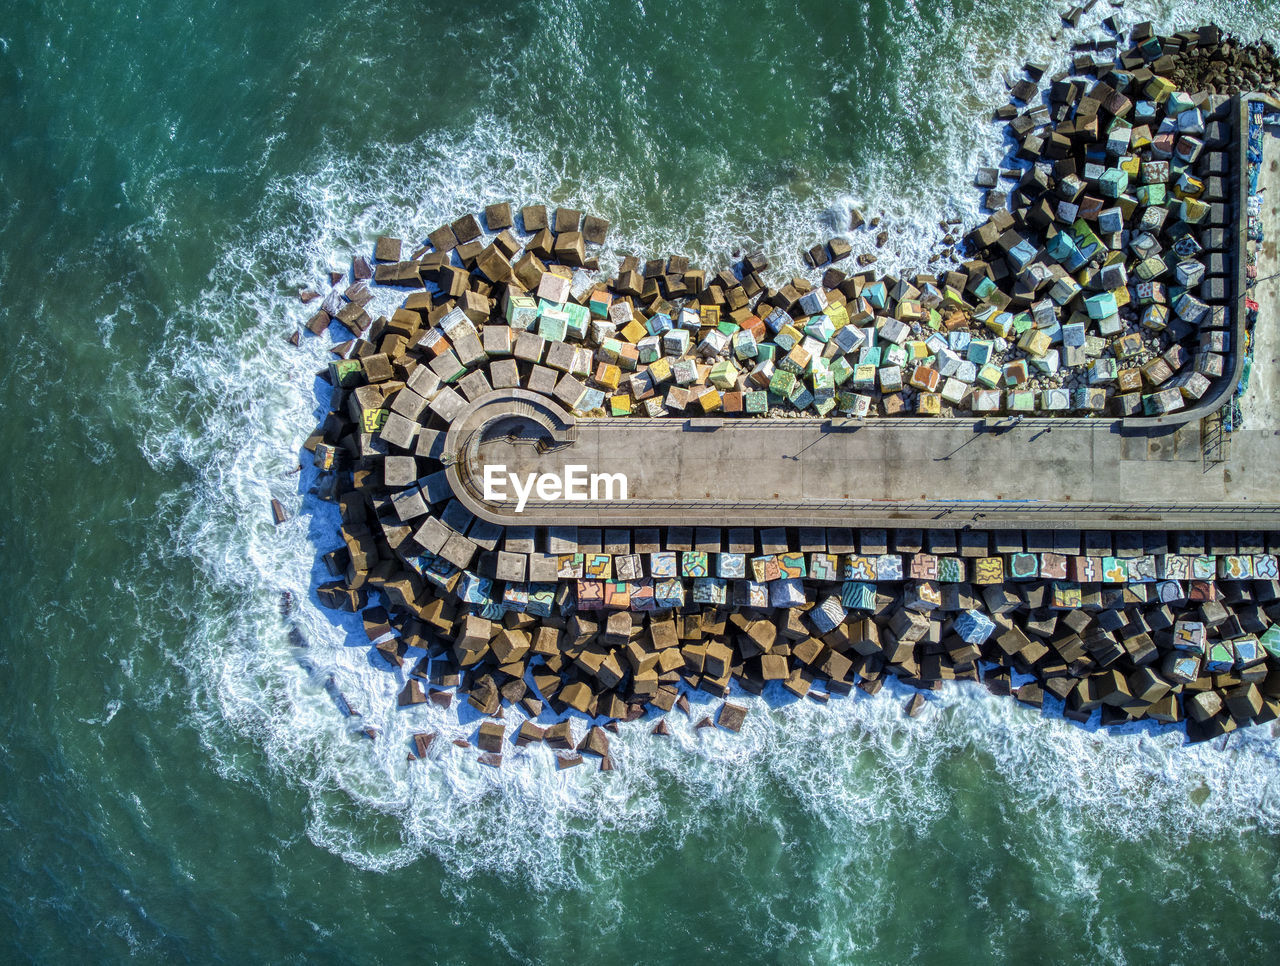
[495,551,527,583]
[379,411,418,450]
[383,456,417,489]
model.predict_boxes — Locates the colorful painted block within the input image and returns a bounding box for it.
[809,552,841,582]
[650,551,677,578]
[1205,640,1236,674]
[1101,557,1127,583]
[576,580,605,609]
[716,552,747,579]
[936,557,966,583]
[627,580,655,611]
[733,580,770,609]
[768,577,806,608]
[1158,554,1191,580]
[778,552,807,579]
[751,555,782,582]
[526,584,556,617]
[809,595,848,633]
[584,553,613,579]
[1124,583,1151,605]
[476,600,504,620]
[501,583,529,612]
[1127,556,1158,582]
[973,556,1004,585]
[1039,553,1068,580]
[841,580,877,610]
[654,578,685,609]
[458,572,494,605]
[909,553,938,580]
[1233,636,1265,669]
[556,553,585,579]
[842,555,878,581]
[692,577,728,606]
[417,554,460,591]
[955,609,996,644]
[611,553,641,581]
[605,581,631,609]
[906,580,942,611]
[681,551,709,578]
[1261,625,1280,661]
[1050,581,1082,609]
[1171,620,1207,654]
[1188,579,1217,602]
[1009,552,1039,581]
[875,554,904,581]
[1070,557,1100,583]
[1256,555,1280,579]
[1155,580,1185,603]
[1218,555,1255,580]
[1191,555,1217,580]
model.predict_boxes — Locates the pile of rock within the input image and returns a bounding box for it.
[292,20,1280,760]
[296,22,1263,423]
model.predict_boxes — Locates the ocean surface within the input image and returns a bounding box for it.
[4,0,1280,961]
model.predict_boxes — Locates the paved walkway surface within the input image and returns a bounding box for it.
[1240,116,1280,430]
[469,417,1280,528]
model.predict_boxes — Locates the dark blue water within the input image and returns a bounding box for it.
[3,0,1280,961]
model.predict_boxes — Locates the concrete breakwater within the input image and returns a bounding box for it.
[290,21,1280,764]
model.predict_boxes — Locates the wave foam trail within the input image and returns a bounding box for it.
[124,2,1280,882]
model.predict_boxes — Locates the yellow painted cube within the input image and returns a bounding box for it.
[609,394,633,416]
[777,323,803,346]
[1018,329,1052,358]
[621,319,647,343]
[916,392,941,415]
[594,362,621,391]
[697,387,722,413]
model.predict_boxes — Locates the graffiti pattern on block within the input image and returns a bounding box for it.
[1192,555,1217,580]
[875,554,904,581]
[909,553,938,580]
[717,552,747,579]
[557,553,585,579]
[585,554,613,579]
[809,553,841,582]
[692,577,728,605]
[654,578,685,608]
[1039,553,1068,580]
[751,555,782,582]
[614,554,644,581]
[843,555,878,581]
[650,552,677,578]
[1051,582,1082,609]
[937,556,966,583]
[973,556,1004,585]
[681,551,710,578]
[577,580,605,609]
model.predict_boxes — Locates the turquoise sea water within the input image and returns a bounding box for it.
[4,0,1280,961]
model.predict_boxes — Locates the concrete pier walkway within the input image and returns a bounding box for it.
[444,400,1280,529]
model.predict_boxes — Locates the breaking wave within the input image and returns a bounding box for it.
[122,0,1280,888]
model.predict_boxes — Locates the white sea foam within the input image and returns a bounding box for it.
[131,0,1280,886]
